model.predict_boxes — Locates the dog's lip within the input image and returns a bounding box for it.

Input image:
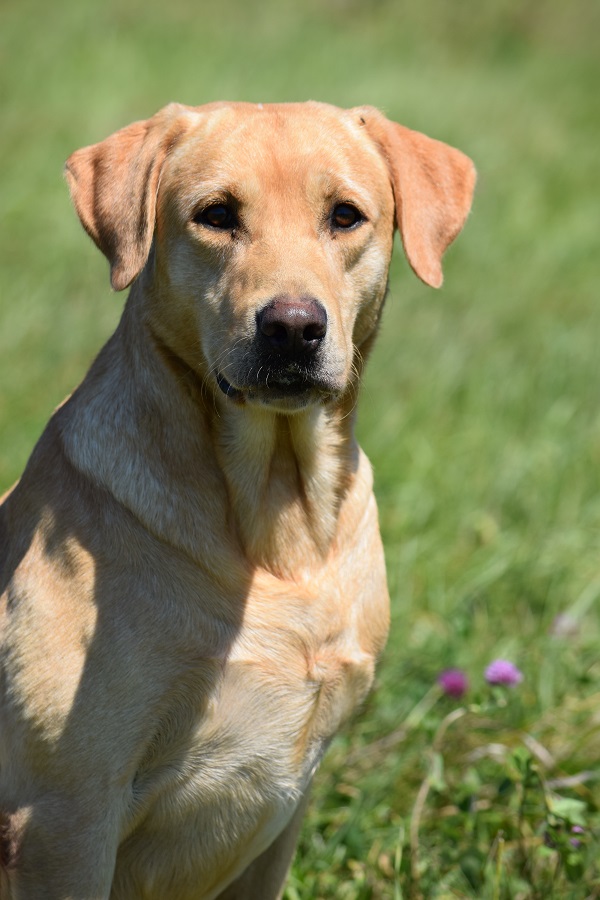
[215,369,334,403]
[215,370,312,398]
[215,372,245,402]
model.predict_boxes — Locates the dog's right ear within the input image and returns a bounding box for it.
[65,103,192,291]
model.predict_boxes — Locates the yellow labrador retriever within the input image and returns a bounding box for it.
[0,101,475,899]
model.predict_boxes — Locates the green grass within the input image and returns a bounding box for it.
[1,0,599,895]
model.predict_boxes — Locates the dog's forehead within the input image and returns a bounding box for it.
[165,102,390,198]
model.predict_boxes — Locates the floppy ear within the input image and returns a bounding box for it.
[65,103,191,291]
[359,107,476,288]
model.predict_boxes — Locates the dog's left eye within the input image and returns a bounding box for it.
[193,203,237,230]
[331,203,364,230]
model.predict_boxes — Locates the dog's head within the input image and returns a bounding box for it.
[66,101,475,413]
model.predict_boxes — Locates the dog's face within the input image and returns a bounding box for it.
[66,102,475,413]
[153,103,395,412]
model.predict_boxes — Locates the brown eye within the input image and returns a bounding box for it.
[194,203,237,230]
[331,203,363,230]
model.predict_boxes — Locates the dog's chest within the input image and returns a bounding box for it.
[114,571,385,899]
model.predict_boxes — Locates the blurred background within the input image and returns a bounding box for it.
[1,0,599,895]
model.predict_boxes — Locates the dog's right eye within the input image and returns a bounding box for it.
[193,204,237,230]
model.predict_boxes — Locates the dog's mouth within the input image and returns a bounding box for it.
[216,372,245,402]
[215,366,335,407]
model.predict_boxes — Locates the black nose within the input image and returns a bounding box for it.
[257,296,327,357]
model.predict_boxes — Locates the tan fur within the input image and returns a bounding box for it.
[0,101,475,899]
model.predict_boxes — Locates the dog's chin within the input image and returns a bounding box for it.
[215,371,337,412]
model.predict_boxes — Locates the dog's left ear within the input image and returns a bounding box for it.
[358,107,476,288]
[65,103,192,291]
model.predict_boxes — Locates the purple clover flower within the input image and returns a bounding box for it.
[570,825,585,848]
[438,668,469,698]
[485,659,523,687]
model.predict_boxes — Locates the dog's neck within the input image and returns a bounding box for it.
[61,300,369,580]
[212,399,357,577]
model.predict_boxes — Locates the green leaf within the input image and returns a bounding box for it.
[546,795,587,827]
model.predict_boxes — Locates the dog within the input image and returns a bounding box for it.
[0,101,475,899]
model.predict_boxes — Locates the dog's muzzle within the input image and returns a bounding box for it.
[216,295,333,403]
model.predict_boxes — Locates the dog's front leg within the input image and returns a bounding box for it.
[215,789,311,900]
[0,800,117,900]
